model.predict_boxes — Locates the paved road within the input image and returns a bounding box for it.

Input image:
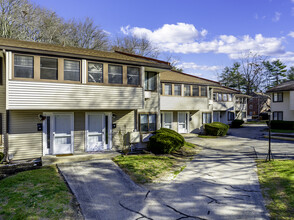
[59,125,294,220]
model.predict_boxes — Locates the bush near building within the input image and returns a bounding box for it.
[148,128,185,154]
[269,120,294,130]
[204,122,229,136]
[231,119,245,128]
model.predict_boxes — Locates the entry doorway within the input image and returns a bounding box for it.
[178,112,189,133]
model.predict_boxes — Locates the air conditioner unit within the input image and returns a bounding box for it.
[129,132,140,144]
[144,91,151,99]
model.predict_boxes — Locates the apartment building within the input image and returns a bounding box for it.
[0,38,171,160]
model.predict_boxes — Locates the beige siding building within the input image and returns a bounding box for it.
[0,38,171,161]
[267,81,294,121]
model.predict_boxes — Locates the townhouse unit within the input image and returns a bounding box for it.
[159,70,249,134]
[247,92,270,119]
[0,38,171,161]
[267,80,294,121]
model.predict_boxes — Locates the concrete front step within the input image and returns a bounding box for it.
[42,151,120,166]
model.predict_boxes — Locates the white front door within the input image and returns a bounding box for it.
[162,112,173,129]
[178,112,189,133]
[86,113,106,151]
[52,114,74,155]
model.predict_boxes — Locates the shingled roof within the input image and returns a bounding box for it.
[267,81,294,92]
[0,38,171,69]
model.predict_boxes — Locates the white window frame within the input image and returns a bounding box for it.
[177,112,189,133]
[162,112,173,129]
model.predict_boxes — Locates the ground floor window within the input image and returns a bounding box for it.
[228,112,234,121]
[161,112,173,129]
[140,114,156,132]
[0,113,2,145]
[213,112,220,122]
[202,112,212,124]
[273,111,283,120]
[242,112,246,119]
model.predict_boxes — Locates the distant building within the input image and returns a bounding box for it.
[247,92,271,118]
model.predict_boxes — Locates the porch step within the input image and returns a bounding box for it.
[42,151,120,166]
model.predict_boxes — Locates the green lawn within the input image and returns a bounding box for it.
[113,142,200,184]
[245,121,267,124]
[0,166,80,220]
[256,160,294,219]
[198,135,219,138]
[271,129,294,133]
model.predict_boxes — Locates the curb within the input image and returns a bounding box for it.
[264,135,294,141]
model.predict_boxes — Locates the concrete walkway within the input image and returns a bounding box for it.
[58,125,293,219]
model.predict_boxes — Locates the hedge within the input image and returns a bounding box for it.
[269,120,294,130]
[231,119,244,128]
[204,122,229,136]
[147,128,185,154]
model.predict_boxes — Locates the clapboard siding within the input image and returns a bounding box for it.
[8,111,42,160]
[8,81,143,110]
[112,110,134,149]
[141,92,159,112]
[161,96,209,111]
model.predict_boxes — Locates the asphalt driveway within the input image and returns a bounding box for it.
[58,125,294,219]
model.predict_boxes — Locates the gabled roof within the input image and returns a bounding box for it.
[160,70,221,86]
[0,38,171,69]
[212,86,240,94]
[267,80,294,92]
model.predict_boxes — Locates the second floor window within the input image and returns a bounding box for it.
[213,93,217,101]
[40,57,58,80]
[14,55,34,78]
[223,94,228,101]
[108,65,122,84]
[64,60,80,81]
[145,72,156,91]
[201,86,207,97]
[127,67,140,85]
[88,62,103,83]
[193,85,199,96]
[184,85,191,96]
[218,93,222,101]
[273,92,283,102]
[174,84,181,96]
[164,84,172,95]
[228,94,232,101]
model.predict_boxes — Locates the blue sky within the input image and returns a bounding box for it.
[31,0,294,81]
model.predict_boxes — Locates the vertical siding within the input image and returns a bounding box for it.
[8,111,43,160]
[74,112,85,153]
[112,110,135,150]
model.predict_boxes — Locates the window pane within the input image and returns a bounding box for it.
[201,86,207,97]
[184,85,191,96]
[40,57,58,80]
[88,62,103,83]
[145,72,156,90]
[64,60,80,81]
[109,65,122,84]
[207,113,212,123]
[213,93,217,101]
[164,84,172,95]
[140,114,148,132]
[193,85,199,96]
[174,84,181,96]
[203,113,206,124]
[218,93,222,101]
[228,94,232,101]
[278,93,283,102]
[149,114,156,131]
[127,67,140,85]
[14,55,34,78]
[223,94,228,101]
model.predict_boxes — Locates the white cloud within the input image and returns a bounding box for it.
[272,11,281,22]
[288,31,294,38]
[179,62,223,72]
[121,23,207,44]
[121,24,285,58]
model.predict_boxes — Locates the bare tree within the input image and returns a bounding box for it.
[112,35,160,58]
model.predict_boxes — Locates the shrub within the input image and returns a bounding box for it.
[0,152,4,162]
[270,120,294,130]
[231,119,244,128]
[147,128,185,154]
[204,122,229,136]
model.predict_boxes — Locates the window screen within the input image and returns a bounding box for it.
[40,57,58,80]
[193,85,199,96]
[164,84,172,95]
[108,65,122,84]
[64,60,80,81]
[184,85,191,96]
[127,67,140,85]
[14,55,34,78]
[201,86,207,97]
[88,62,103,83]
[174,84,181,96]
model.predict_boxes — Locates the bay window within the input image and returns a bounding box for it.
[127,67,140,85]
[88,62,103,83]
[64,60,80,81]
[14,55,34,78]
[108,65,122,84]
[40,57,58,80]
